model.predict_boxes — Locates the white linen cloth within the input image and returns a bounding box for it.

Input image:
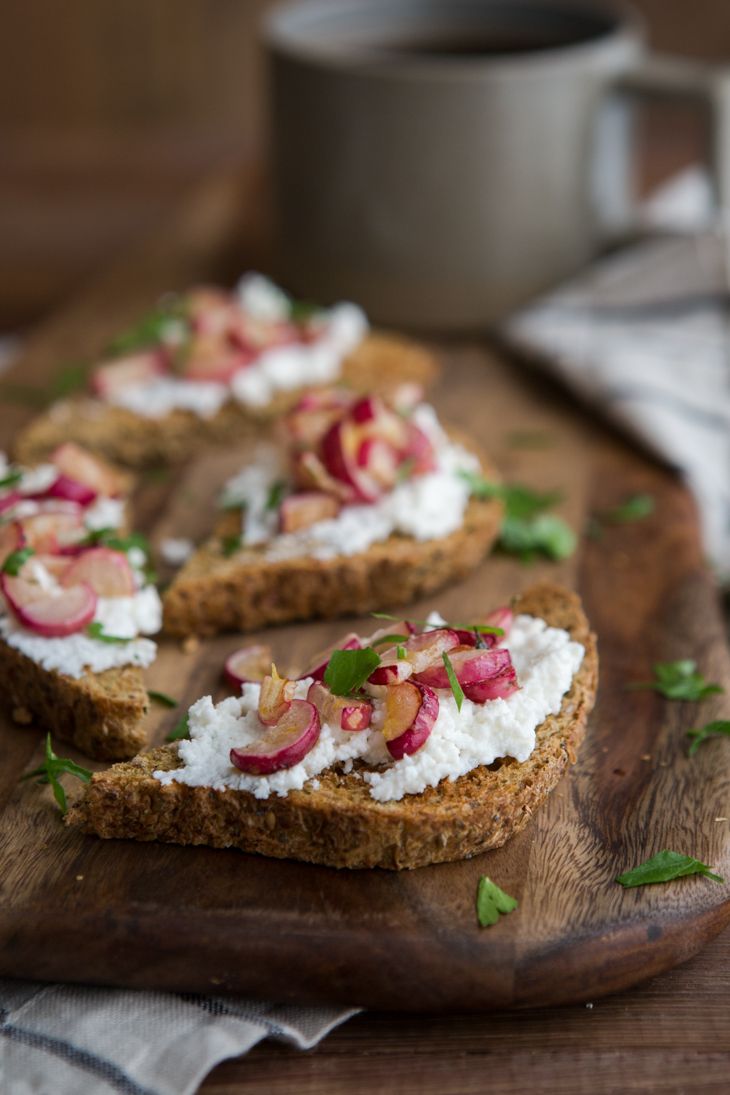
[503,228,730,581]
[0,979,359,1094]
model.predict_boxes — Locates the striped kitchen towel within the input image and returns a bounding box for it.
[503,230,730,581]
[0,979,359,1094]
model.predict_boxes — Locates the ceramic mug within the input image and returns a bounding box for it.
[265,0,730,329]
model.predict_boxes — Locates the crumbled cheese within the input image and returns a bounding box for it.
[18,464,58,495]
[219,444,286,545]
[154,615,585,802]
[0,615,157,678]
[159,537,195,566]
[106,377,229,420]
[235,274,291,323]
[94,586,162,639]
[83,496,126,531]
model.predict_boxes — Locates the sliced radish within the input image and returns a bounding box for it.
[382,681,439,759]
[1,573,97,636]
[61,548,135,597]
[51,442,125,498]
[291,450,351,499]
[367,654,413,687]
[307,680,373,732]
[357,437,399,489]
[391,382,424,413]
[279,492,339,534]
[320,419,380,503]
[402,422,436,473]
[0,490,21,515]
[258,668,297,725]
[230,699,321,775]
[19,510,85,554]
[187,287,236,338]
[298,633,361,681]
[45,474,97,507]
[414,647,513,690]
[91,351,167,399]
[293,389,352,414]
[463,665,520,704]
[350,395,382,424]
[0,521,24,566]
[401,628,461,673]
[181,334,253,383]
[224,644,273,688]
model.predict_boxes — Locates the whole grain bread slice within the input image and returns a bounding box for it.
[67,583,598,868]
[14,333,437,469]
[0,638,149,760]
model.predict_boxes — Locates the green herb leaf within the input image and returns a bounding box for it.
[324,647,381,696]
[86,622,129,644]
[687,720,730,756]
[147,690,178,709]
[265,480,287,512]
[221,534,242,557]
[628,660,724,702]
[167,713,190,741]
[371,612,503,637]
[442,651,464,711]
[0,469,23,491]
[616,850,724,888]
[107,300,188,356]
[21,733,92,815]
[396,644,406,660]
[504,430,555,450]
[289,298,319,323]
[2,547,35,575]
[51,361,92,399]
[77,527,151,560]
[590,493,655,536]
[476,876,518,927]
[499,513,576,562]
[371,633,410,648]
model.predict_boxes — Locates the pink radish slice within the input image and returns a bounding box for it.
[224,643,273,688]
[258,670,297,725]
[0,490,21,514]
[367,655,413,687]
[382,681,439,760]
[298,633,362,681]
[61,548,135,597]
[463,665,520,704]
[401,422,436,473]
[307,680,373,732]
[187,287,236,337]
[401,628,461,673]
[350,395,382,424]
[290,450,350,499]
[91,351,167,399]
[19,511,85,554]
[414,647,513,690]
[45,474,97,507]
[1,573,97,637]
[181,335,253,383]
[279,492,340,534]
[485,606,513,635]
[0,521,24,565]
[51,442,124,497]
[356,437,399,489]
[320,419,380,503]
[230,700,321,775]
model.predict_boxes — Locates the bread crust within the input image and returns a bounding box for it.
[67,584,598,868]
[0,638,149,760]
[13,333,438,468]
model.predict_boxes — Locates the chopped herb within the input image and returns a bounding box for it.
[324,647,381,696]
[21,733,92,814]
[616,850,724,888]
[51,361,91,398]
[458,471,574,562]
[2,547,35,575]
[147,690,178,709]
[687,720,730,756]
[221,535,242,557]
[442,652,464,711]
[0,469,23,491]
[167,713,190,741]
[476,877,518,927]
[588,493,655,539]
[265,480,287,511]
[77,527,151,559]
[371,633,410,648]
[628,660,724,702]
[107,300,188,356]
[372,612,503,637]
[396,645,406,660]
[86,622,129,644]
[505,430,555,449]
[289,298,319,323]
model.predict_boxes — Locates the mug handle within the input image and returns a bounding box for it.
[619,54,730,219]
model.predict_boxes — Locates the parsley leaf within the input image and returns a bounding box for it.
[324,647,381,696]
[371,632,411,648]
[77,527,151,559]
[147,690,178,709]
[459,472,574,562]
[107,300,188,356]
[221,534,242,557]
[167,713,190,741]
[265,480,287,511]
[588,493,655,539]
[2,547,35,576]
[616,850,724,888]
[289,298,319,323]
[86,622,129,644]
[21,733,92,814]
[628,660,724,702]
[442,651,464,711]
[687,720,730,756]
[396,644,406,660]
[0,469,23,491]
[476,877,518,927]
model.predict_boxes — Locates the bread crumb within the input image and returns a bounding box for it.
[182,636,200,655]
[12,706,32,725]
[640,754,651,761]
[716,817,728,822]
[75,874,84,881]
[585,1002,594,1010]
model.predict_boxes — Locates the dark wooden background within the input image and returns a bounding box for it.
[0,0,726,331]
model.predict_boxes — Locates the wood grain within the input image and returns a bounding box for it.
[0,175,728,1013]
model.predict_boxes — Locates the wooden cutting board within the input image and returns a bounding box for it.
[0,174,728,1010]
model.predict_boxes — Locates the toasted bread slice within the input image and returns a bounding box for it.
[0,638,149,760]
[14,334,438,469]
[67,584,597,868]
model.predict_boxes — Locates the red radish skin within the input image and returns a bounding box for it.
[224,644,273,688]
[181,335,253,383]
[61,548,135,597]
[414,647,513,690]
[1,574,97,637]
[91,351,167,399]
[51,442,123,497]
[0,491,21,515]
[299,633,361,681]
[320,419,380,503]
[402,628,460,672]
[463,665,520,703]
[356,437,399,489]
[258,670,297,725]
[367,656,414,686]
[279,492,340,534]
[382,681,439,760]
[45,475,96,507]
[350,395,382,424]
[306,681,372,732]
[230,699,321,775]
[19,511,85,554]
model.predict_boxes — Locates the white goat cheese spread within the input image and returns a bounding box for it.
[0,559,161,678]
[221,404,480,560]
[106,377,229,420]
[154,614,585,802]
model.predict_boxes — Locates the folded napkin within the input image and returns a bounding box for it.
[503,229,730,581]
[0,979,359,1094]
